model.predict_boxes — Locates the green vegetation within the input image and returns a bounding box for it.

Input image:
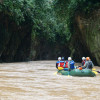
[0,0,34,24]
[0,0,100,61]
[0,0,69,61]
[54,0,100,38]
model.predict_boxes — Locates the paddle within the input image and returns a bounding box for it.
[68,70,70,77]
[54,71,57,75]
[92,68,98,75]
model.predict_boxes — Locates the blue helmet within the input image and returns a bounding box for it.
[62,57,64,60]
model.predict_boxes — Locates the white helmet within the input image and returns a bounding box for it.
[82,57,85,60]
[68,57,72,61]
[58,57,61,60]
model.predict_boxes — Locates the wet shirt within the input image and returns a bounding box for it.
[84,60,94,69]
[68,60,75,69]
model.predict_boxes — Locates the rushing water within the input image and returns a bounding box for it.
[0,61,100,100]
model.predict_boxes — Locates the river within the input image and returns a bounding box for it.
[0,61,100,100]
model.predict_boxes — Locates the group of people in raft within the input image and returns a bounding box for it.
[56,57,94,71]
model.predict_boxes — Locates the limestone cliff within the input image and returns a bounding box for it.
[74,9,100,65]
[0,0,100,66]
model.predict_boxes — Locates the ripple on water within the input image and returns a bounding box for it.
[0,61,100,100]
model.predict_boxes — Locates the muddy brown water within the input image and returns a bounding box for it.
[0,61,100,100]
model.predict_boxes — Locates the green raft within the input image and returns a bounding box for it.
[57,69,96,77]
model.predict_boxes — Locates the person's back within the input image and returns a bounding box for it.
[68,57,75,70]
[84,57,94,70]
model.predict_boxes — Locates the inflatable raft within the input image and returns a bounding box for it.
[57,69,96,77]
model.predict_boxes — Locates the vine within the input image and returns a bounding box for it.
[54,0,100,40]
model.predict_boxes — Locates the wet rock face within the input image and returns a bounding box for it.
[0,7,100,65]
[76,9,100,65]
[0,0,3,3]
[0,15,32,62]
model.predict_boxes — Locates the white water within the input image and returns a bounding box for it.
[0,61,100,100]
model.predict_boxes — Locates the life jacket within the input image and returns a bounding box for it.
[63,61,68,68]
[69,60,75,69]
[56,61,64,67]
[56,61,68,68]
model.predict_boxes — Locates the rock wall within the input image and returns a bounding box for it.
[0,14,32,62]
[75,9,100,65]
[0,6,100,65]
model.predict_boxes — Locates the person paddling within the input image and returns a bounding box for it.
[68,57,75,70]
[56,57,61,69]
[84,57,94,70]
[82,57,86,66]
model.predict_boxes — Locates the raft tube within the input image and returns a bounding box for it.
[57,69,96,77]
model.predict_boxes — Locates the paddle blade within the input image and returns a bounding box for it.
[92,71,98,75]
[54,72,57,75]
[92,68,96,71]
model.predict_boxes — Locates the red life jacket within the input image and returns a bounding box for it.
[64,61,68,68]
[57,61,68,68]
[57,61,64,67]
